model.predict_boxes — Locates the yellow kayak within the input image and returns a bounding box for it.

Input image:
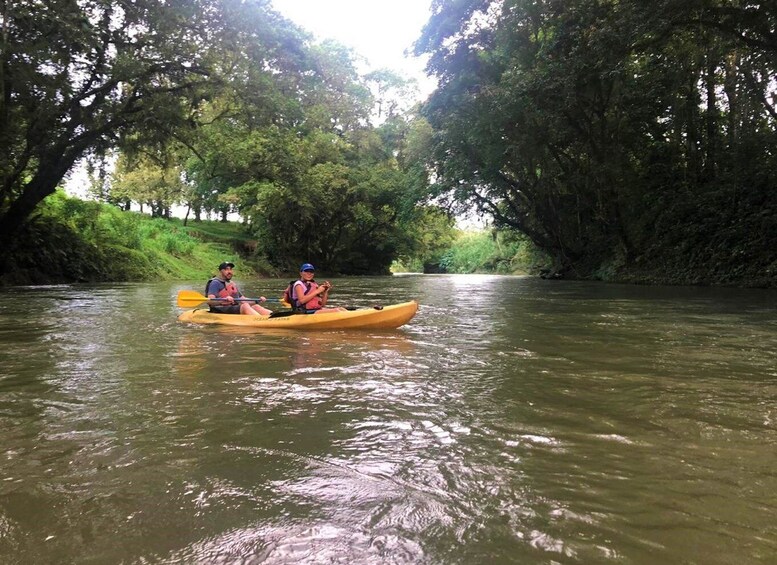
[177,300,419,330]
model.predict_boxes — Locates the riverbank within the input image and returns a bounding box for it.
[0,192,274,286]
[2,192,774,288]
[587,245,776,289]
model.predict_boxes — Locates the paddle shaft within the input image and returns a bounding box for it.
[175,290,371,311]
[211,297,283,303]
[176,289,283,308]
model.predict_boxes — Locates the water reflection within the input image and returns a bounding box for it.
[172,327,417,376]
[1,279,776,564]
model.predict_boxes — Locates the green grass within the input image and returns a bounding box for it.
[174,218,254,244]
[1,191,269,285]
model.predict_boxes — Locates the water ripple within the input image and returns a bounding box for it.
[1,279,776,564]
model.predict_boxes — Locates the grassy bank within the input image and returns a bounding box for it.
[0,191,274,286]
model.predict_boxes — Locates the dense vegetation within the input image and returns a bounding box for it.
[2,0,774,286]
[0,0,442,277]
[393,229,548,275]
[1,191,251,285]
[1,191,537,286]
[415,0,777,286]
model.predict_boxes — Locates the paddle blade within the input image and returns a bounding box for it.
[176,290,209,308]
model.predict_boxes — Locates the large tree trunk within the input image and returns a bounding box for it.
[686,77,701,182]
[0,155,76,246]
[723,51,739,144]
[705,52,718,181]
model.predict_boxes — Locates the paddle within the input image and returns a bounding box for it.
[176,290,383,312]
[176,290,284,308]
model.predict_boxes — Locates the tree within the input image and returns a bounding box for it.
[242,131,414,274]
[364,69,419,122]
[0,0,303,246]
[394,205,457,272]
[415,0,777,282]
[178,39,430,274]
[110,150,186,218]
[298,39,373,133]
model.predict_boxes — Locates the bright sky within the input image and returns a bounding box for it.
[271,0,436,99]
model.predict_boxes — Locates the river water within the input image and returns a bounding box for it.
[0,275,775,564]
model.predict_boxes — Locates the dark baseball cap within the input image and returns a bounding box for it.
[218,261,235,270]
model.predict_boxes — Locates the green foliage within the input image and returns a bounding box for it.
[176,218,254,244]
[392,206,457,272]
[415,0,777,286]
[0,0,310,243]
[155,230,197,257]
[2,191,550,284]
[364,69,420,121]
[3,195,153,284]
[437,230,549,275]
[7,0,774,287]
[160,31,433,276]
[1,0,435,279]
[249,157,411,274]
[108,151,187,218]
[0,191,245,285]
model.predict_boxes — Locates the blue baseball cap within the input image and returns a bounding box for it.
[300,263,315,272]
